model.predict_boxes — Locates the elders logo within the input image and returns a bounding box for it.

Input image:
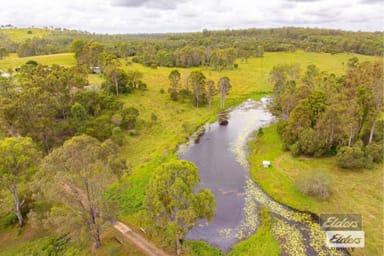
[325,231,365,248]
[320,214,361,231]
[320,214,364,248]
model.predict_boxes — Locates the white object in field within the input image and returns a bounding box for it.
[262,160,271,168]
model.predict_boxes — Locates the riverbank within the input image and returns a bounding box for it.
[248,124,384,256]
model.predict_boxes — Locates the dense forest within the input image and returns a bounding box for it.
[269,58,383,168]
[0,27,383,68]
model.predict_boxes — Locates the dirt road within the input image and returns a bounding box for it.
[112,220,170,256]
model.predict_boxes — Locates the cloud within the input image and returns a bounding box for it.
[110,0,187,10]
[359,0,382,4]
[0,0,382,34]
[304,8,341,18]
[285,0,321,2]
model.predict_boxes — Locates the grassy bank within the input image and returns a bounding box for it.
[228,207,281,256]
[248,124,383,256]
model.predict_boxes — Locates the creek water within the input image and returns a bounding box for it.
[179,98,346,256]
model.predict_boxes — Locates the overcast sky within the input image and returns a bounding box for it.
[1,0,383,34]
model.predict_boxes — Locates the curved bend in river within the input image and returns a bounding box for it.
[179,98,346,256]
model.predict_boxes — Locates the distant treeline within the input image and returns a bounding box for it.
[0,27,382,67]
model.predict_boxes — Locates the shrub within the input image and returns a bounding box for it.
[365,142,384,163]
[337,145,367,169]
[295,169,332,200]
[111,127,124,146]
[170,91,178,101]
[298,128,323,156]
[121,107,139,130]
[289,142,301,157]
[25,59,38,66]
[1,213,18,228]
[276,121,287,136]
[257,128,264,137]
[151,113,158,123]
[85,114,113,140]
[137,81,147,91]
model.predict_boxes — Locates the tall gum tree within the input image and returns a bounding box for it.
[0,136,39,227]
[144,160,215,256]
[42,135,122,248]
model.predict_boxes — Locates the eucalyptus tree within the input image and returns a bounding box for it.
[218,76,231,109]
[168,69,181,100]
[144,160,215,255]
[188,71,206,108]
[0,137,39,227]
[42,135,124,248]
[206,80,217,110]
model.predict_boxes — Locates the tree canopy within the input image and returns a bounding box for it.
[144,160,215,255]
[41,135,124,248]
[0,136,39,227]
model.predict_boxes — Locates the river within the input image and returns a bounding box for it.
[178,98,346,256]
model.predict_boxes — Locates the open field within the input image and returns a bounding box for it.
[0,50,381,255]
[0,28,53,43]
[0,53,75,70]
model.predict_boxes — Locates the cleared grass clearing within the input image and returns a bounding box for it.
[0,53,76,70]
[0,28,53,43]
[249,124,383,256]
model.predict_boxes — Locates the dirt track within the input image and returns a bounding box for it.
[112,220,170,256]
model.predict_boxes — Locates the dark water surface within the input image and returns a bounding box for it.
[179,99,274,251]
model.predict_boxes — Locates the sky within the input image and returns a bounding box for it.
[1,0,383,34]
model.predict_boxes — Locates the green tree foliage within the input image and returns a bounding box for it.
[269,64,301,118]
[156,50,175,67]
[188,71,207,108]
[218,76,231,109]
[101,68,146,96]
[168,69,181,101]
[4,27,383,61]
[71,91,138,139]
[175,46,206,67]
[0,47,8,59]
[365,142,384,163]
[206,80,217,110]
[100,52,122,96]
[74,91,122,117]
[337,143,369,169]
[209,48,237,71]
[297,128,325,156]
[302,64,319,88]
[0,137,39,227]
[272,59,384,159]
[41,135,124,248]
[70,39,104,68]
[16,38,63,57]
[0,64,88,151]
[69,38,87,61]
[144,160,215,255]
[70,102,88,131]
[121,107,140,130]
